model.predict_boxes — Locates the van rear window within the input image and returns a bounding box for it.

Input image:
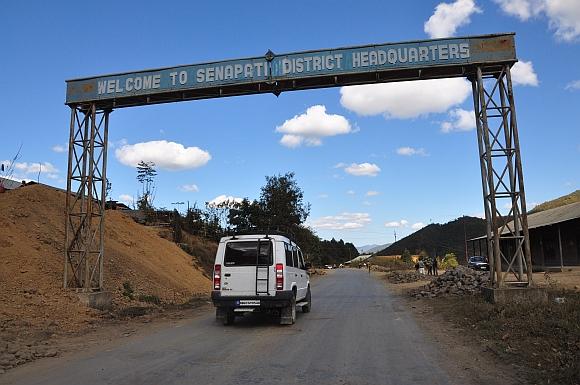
[224,241,273,266]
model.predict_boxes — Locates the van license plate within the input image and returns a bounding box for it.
[239,300,260,306]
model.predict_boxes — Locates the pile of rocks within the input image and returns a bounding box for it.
[410,266,490,298]
[386,271,428,284]
[0,339,57,374]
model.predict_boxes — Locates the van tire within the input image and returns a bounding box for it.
[223,310,235,326]
[216,307,235,326]
[302,287,311,313]
[280,293,296,325]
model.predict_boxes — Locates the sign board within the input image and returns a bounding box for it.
[66,33,516,108]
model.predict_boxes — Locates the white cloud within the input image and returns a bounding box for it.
[396,147,428,156]
[279,135,304,148]
[493,0,544,20]
[115,140,211,170]
[51,144,66,153]
[179,184,199,192]
[511,61,539,86]
[411,222,426,230]
[1,161,59,181]
[384,219,409,228]
[207,194,243,207]
[340,78,471,119]
[311,212,371,230]
[546,0,580,41]
[118,194,134,206]
[318,193,329,199]
[366,190,380,197]
[276,105,352,148]
[495,0,580,41]
[441,108,476,133]
[340,162,381,177]
[346,190,356,195]
[11,161,58,174]
[109,138,128,149]
[565,79,580,90]
[424,0,482,38]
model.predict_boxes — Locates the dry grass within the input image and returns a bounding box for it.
[429,291,580,385]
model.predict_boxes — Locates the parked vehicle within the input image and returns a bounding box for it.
[467,256,490,271]
[211,233,311,325]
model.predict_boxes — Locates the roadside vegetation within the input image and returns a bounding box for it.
[129,164,358,268]
[430,291,580,385]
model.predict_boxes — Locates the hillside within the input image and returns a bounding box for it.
[377,216,486,262]
[0,184,212,337]
[529,190,580,214]
[357,243,391,254]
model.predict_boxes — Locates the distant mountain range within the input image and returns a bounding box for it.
[357,243,392,254]
[376,216,486,263]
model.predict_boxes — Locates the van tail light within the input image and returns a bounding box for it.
[276,263,284,290]
[213,264,221,290]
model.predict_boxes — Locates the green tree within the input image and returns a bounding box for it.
[136,161,156,212]
[401,249,413,264]
[401,249,412,264]
[259,172,310,229]
[441,253,459,269]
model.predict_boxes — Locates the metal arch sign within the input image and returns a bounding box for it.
[65,33,516,108]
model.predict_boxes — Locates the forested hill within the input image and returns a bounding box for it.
[377,216,486,262]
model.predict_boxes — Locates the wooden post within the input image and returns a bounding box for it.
[558,225,564,272]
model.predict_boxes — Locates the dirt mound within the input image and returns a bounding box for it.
[0,184,212,338]
[410,266,489,298]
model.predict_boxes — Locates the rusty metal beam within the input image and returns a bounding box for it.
[471,65,532,287]
[64,105,110,291]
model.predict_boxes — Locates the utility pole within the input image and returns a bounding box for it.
[394,229,397,243]
[463,219,469,264]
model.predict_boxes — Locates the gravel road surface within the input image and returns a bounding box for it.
[2,269,453,385]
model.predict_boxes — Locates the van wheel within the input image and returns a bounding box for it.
[217,308,235,325]
[280,293,296,325]
[302,287,311,313]
[223,310,235,326]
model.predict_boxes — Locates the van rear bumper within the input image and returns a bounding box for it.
[211,290,293,308]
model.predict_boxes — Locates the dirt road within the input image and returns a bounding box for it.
[3,269,459,385]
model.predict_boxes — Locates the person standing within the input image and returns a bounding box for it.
[418,259,425,275]
[432,256,439,276]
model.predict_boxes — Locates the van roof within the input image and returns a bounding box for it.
[219,234,294,243]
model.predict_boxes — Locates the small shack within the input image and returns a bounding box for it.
[468,202,580,270]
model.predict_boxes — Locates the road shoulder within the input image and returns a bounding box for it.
[375,272,521,385]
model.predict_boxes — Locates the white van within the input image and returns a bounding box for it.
[211,233,311,325]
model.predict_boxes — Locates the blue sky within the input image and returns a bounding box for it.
[2,0,579,246]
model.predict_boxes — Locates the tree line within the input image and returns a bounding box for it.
[133,162,358,266]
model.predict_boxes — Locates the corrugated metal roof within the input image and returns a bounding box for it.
[524,201,580,230]
[468,201,580,241]
[0,177,25,190]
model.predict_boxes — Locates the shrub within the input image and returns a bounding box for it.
[440,253,459,269]
[138,294,161,305]
[401,249,413,264]
[122,281,134,300]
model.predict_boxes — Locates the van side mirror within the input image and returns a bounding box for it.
[305,262,312,270]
